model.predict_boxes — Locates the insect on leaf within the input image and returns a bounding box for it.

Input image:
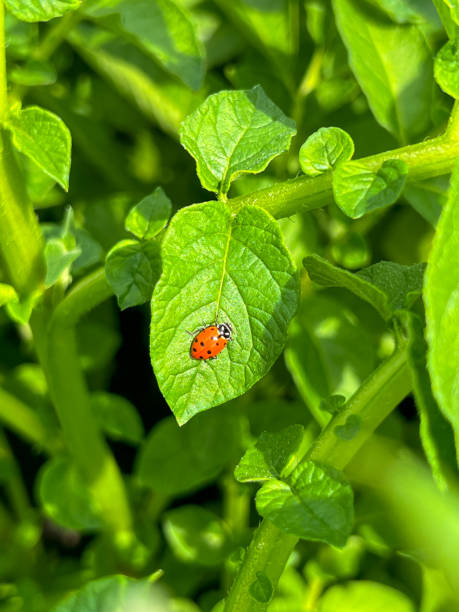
[150,201,299,425]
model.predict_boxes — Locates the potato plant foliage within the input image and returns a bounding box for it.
[0,1,459,611]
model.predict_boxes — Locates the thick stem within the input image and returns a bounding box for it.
[224,345,411,611]
[228,133,459,220]
[32,269,131,533]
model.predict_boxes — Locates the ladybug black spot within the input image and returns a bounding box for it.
[194,339,198,343]
[199,356,203,359]
[216,343,219,346]
[207,350,211,355]
[200,341,204,346]
[193,348,197,352]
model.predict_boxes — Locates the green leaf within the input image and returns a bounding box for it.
[125,187,172,240]
[5,0,81,22]
[72,228,104,274]
[135,411,239,496]
[234,425,306,483]
[299,127,354,177]
[179,86,296,195]
[105,239,161,310]
[5,106,71,189]
[163,505,230,566]
[425,160,459,433]
[333,159,408,219]
[334,415,361,441]
[90,391,144,444]
[52,575,169,612]
[402,311,456,490]
[0,283,18,307]
[249,572,273,604]
[318,580,415,612]
[150,201,299,425]
[84,0,205,90]
[304,254,425,320]
[332,0,434,142]
[366,0,441,25]
[403,176,448,227]
[38,456,102,531]
[6,290,40,324]
[256,460,354,546]
[444,0,459,25]
[434,40,459,99]
[320,395,346,416]
[44,238,81,287]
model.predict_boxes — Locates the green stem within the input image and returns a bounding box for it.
[224,345,411,611]
[228,131,459,220]
[34,10,83,62]
[0,3,44,294]
[0,429,31,521]
[0,386,58,454]
[32,269,132,533]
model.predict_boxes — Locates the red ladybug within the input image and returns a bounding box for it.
[190,322,233,360]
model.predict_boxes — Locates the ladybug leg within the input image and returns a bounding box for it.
[186,326,205,336]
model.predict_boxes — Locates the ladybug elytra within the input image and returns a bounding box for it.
[190,322,233,360]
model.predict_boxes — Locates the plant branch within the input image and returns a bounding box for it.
[228,122,459,220]
[224,344,411,611]
[32,269,132,533]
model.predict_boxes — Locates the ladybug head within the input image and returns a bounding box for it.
[218,322,232,340]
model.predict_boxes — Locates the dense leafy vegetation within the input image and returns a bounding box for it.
[0,0,458,610]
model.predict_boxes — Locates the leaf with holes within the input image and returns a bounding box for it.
[150,201,299,425]
[180,86,296,196]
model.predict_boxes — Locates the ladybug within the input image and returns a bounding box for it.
[190,322,233,360]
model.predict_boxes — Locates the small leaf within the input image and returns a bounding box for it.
[320,395,346,416]
[402,311,456,490]
[6,290,40,324]
[105,239,161,310]
[90,392,144,445]
[125,187,172,240]
[425,160,459,436]
[304,254,425,320]
[234,425,305,483]
[72,228,104,274]
[180,86,296,195]
[5,0,81,22]
[6,106,71,189]
[434,40,459,99]
[0,283,18,307]
[163,505,230,566]
[319,580,415,612]
[249,572,273,604]
[333,159,408,219]
[150,201,299,425]
[334,415,361,441]
[256,460,354,546]
[403,176,447,227]
[44,238,81,287]
[52,575,167,612]
[135,411,239,496]
[299,127,354,177]
[38,456,102,531]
